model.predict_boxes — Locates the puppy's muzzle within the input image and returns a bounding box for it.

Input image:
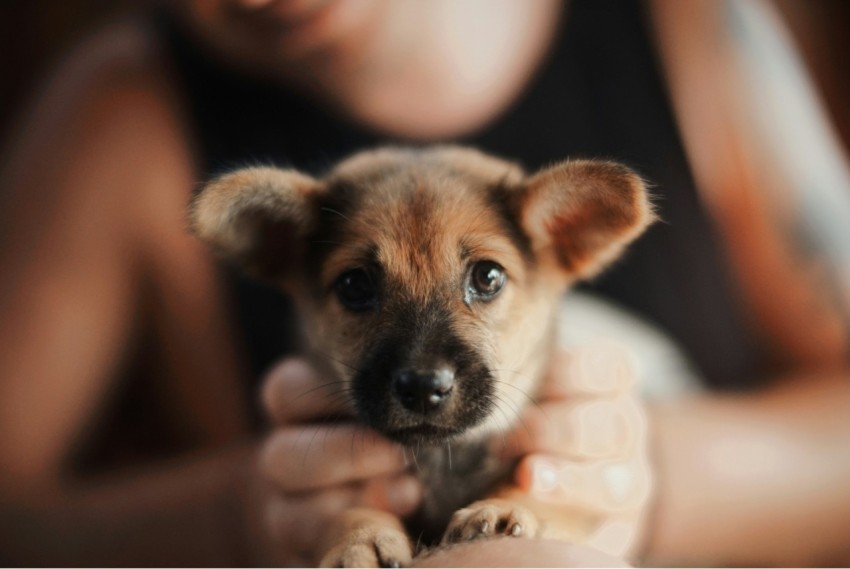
[392,367,455,414]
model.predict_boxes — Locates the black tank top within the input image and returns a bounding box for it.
[160,0,765,395]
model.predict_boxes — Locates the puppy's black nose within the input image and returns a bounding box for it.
[392,367,455,413]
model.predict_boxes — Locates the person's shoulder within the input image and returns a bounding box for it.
[2,17,193,202]
[6,16,187,152]
[39,17,187,143]
[43,17,174,108]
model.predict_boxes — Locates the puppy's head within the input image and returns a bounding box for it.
[190,147,653,445]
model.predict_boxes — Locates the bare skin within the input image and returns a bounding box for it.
[0,22,255,565]
[413,538,630,568]
[1,0,849,566]
[180,0,563,138]
[647,374,850,567]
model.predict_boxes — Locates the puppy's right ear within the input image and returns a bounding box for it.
[517,160,654,280]
[188,167,319,279]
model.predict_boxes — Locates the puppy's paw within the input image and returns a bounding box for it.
[320,525,413,568]
[442,499,540,545]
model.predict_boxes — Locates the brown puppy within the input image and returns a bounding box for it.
[189,146,654,567]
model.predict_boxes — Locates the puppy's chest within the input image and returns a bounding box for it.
[403,439,514,546]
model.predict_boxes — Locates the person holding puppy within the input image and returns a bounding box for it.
[1,0,848,566]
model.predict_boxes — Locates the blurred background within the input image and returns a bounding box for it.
[2,1,850,144]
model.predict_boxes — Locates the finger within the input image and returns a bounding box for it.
[541,344,637,400]
[514,454,652,515]
[495,396,644,461]
[261,358,355,424]
[358,474,423,517]
[260,423,407,492]
[265,473,421,563]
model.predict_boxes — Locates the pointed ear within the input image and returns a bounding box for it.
[519,160,655,279]
[188,166,319,279]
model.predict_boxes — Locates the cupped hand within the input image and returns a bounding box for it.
[497,344,653,560]
[250,359,422,566]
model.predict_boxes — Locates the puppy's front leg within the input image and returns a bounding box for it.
[320,508,413,568]
[441,498,541,545]
[442,489,596,547]
[441,488,594,545]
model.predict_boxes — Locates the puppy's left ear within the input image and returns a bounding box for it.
[518,160,655,279]
[188,166,320,280]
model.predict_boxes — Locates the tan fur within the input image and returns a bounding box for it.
[442,498,541,544]
[189,146,653,567]
[522,159,656,279]
[319,509,413,568]
[188,167,318,278]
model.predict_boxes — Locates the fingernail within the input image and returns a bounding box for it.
[529,456,582,499]
[385,475,422,515]
[530,457,559,494]
[277,358,315,383]
[261,359,314,413]
[601,463,635,505]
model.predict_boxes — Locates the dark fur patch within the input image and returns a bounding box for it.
[487,182,534,265]
[405,441,514,546]
[303,179,364,286]
[351,296,494,445]
[226,204,302,278]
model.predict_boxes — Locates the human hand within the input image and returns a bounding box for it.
[496,344,653,560]
[249,358,422,566]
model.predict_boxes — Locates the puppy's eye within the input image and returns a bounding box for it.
[469,261,506,300]
[335,269,378,311]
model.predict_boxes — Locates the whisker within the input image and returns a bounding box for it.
[321,386,357,401]
[350,423,365,457]
[491,374,548,419]
[315,350,365,374]
[322,388,358,411]
[493,391,534,442]
[301,422,324,470]
[487,397,513,453]
[410,440,421,471]
[321,206,354,223]
[492,382,541,412]
[321,385,356,397]
[291,379,350,404]
[321,412,347,451]
[491,392,521,424]
[320,428,330,453]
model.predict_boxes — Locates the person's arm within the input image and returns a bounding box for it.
[0,22,258,565]
[645,372,850,567]
[643,6,850,562]
[0,445,261,566]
